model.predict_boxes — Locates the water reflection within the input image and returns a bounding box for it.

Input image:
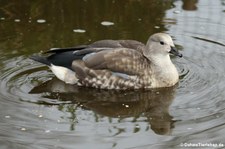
[182,0,198,11]
[0,0,174,57]
[0,0,225,148]
[30,78,177,135]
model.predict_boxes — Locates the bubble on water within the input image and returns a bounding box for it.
[14,19,21,22]
[21,128,26,131]
[5,115,11,119]
[190,92,194,95]
[37,19,46,23]
[28,17,32,23]
[154,26,160,29]
[135,124,140,128]
[122,104,129,108]
[0,17,5,20]
[101,21,114,26]
[73,29,86,33]
[215,115,220,118]
[173,10,181,14]
[45,130,51,133]
[38,114,43,118]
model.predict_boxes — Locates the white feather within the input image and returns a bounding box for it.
[49,64,78,84]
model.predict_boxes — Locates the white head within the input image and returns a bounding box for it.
[143,33,182,60]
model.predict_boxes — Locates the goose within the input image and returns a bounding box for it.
[30,33,182,90]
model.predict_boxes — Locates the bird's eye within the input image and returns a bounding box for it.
[160,41,165,45]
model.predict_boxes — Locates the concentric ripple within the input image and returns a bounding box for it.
[1,43,225,109]
[0,56,64,104]
[0,0,225,148]
[1,38,225,147]
[170,39,225,142]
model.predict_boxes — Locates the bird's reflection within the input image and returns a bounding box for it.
[30,77,177,135]
[182,0,198,11]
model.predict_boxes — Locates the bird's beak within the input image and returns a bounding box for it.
[169,46,183,58]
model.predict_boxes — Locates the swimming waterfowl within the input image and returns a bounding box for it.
[30,33,182,90]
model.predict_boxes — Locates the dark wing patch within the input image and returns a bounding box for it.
[31,51,85,69]
[46,51,83,69]
[30,55,51,66]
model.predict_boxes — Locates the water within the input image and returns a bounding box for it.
[0,0,225,148]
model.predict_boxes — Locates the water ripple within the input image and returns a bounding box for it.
[0,38,225,146]
[0,56,57,103]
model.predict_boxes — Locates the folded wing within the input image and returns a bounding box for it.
[72,47,150,80]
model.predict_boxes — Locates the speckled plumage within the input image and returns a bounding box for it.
[30,33,182,90]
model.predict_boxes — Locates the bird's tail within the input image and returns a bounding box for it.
[30,55,51,66]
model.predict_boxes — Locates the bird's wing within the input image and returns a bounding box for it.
[90,39,144,50]
[72,48,150,77]
[31,39,146,71]
[44,45,88,54]
[45,39,145,54]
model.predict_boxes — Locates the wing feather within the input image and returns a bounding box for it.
[72,48,149,76]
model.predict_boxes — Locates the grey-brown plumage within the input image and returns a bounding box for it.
[30,33,182,90]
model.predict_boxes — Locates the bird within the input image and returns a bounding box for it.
[30,33,182,90]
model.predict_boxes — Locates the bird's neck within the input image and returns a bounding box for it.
[149,55,179,87]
